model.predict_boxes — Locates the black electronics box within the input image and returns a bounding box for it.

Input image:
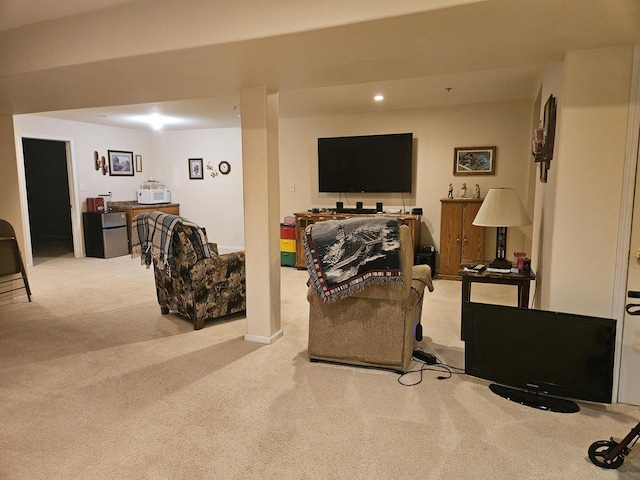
[415,247,436,276]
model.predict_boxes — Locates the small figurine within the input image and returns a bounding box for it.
[474,184,481,199]
[448,183,453,198]
[461,183,468,198]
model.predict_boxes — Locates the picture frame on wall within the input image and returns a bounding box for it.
[189,158,204,179]
[543,94,557,163]
[538,94,557,183]
[108,150,134,176]
[453,146,496,176]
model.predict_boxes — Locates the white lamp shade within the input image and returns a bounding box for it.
[472,187,531,227]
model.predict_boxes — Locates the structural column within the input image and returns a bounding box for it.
[240,87,283,344]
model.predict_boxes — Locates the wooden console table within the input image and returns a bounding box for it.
[459,262,536,340]
[293,212,420,269]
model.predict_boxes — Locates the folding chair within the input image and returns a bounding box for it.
[0,219,32,302]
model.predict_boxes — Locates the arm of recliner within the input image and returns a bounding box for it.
[411,264,434,293]
[408,264,434,310]
[192,251,246,286]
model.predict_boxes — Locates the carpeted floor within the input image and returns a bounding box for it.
[0,254,638,479]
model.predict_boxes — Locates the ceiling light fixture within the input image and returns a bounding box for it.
[374,95,384,101]
[133,113,181,130]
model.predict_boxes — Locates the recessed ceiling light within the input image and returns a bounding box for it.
[374,95,384,101]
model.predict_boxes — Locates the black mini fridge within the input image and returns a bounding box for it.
[83,212,129,258]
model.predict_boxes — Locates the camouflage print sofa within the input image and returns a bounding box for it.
[153,223,246,330]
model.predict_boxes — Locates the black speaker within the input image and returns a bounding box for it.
[376,202,383,212]
[411,207,423,215]
[356,201,363,209]
[415,251,436,276]
[336,201,343,210]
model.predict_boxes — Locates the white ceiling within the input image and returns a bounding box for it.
[0,0,139,31]
[5,0,640,131]
[33,63,544,130]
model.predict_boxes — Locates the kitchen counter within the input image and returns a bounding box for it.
[108,201,180,252]
[108,200,180,210]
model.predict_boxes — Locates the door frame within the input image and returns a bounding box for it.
[15,134,81,266]
[612,45,640,403]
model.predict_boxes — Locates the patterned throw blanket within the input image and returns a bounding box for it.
[131,211,211,274]
[303,217,403,303]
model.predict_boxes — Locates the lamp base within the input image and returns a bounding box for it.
[488,257,513,269]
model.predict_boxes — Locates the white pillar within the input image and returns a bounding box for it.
[240,87,283,344]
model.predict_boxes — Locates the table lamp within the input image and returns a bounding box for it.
[472,187,531,269]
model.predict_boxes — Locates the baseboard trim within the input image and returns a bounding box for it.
[244,329,283,344]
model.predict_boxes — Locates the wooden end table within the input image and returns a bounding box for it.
[459,262,536,340]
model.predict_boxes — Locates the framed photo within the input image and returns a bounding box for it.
[135,154,143,172]
[189,158,204,179]
[453,146,496,176]
[108,150,134,176]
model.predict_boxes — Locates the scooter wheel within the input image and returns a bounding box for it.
[588,440,624,469]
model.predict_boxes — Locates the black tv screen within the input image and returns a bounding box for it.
[464,302,616,406]
[318,133,413,193]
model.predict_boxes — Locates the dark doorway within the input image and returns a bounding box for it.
[22,138,74,264]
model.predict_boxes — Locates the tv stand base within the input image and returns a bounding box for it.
[489,383,580,413]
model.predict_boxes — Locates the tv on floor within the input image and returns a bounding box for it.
[464,302,616,413]
[317,133,413,193]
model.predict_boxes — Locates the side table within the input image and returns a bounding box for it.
[459,262,536,340]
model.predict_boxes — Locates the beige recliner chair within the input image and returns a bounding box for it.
[307,224,433,373]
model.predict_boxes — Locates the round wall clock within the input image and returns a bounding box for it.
[218,161,231,175]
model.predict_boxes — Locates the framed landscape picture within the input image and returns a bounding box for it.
[453,146,496,176]
[108,150,134,176]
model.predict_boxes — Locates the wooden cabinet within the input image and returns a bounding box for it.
[293,212,420,269]
[109,202,180,253]
[439,199,484,279]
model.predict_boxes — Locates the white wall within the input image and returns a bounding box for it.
[0,116,22,250]
[543,46,634,317]
[531,61,564,309]
[13,115,153,203]
[152,128,244,252]
[279,99,534,261]
[11,116,245,256]
[12,114,153,260]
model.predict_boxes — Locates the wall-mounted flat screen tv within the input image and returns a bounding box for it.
[318,133,413,193]
[464,302,616,413]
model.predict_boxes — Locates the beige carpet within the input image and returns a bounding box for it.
[0,254,639,479]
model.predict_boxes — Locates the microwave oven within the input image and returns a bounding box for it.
[137,188,171,204]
